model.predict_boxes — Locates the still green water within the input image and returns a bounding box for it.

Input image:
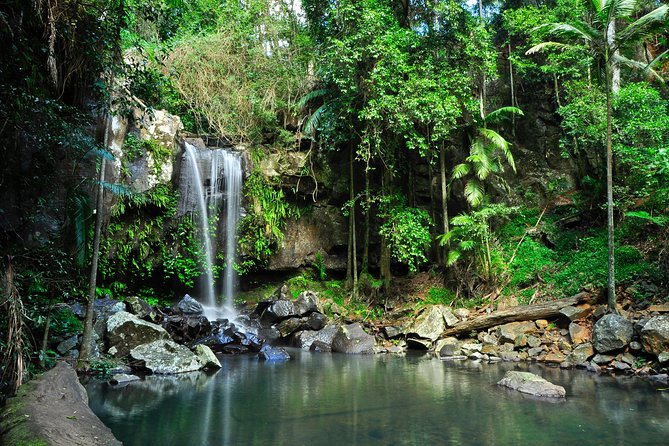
[86,350,669,446]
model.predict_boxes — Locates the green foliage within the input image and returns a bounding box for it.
[421,287,456,307]
[378,194,432,272]
[49,308,83,337]
[311,253,327,281]
[237,172,300,273]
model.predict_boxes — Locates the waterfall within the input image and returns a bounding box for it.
[181,142,242,319]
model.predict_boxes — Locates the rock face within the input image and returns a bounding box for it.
[268,205,348,272]
[107,311,170,357]
[0,362,121,446]
[130,340,203,374]
[640,315,669,356]
[332,323,375,354]
[291,325,339,350]
[496,321,537,344]
[592,314,633,353]
[497,371,566,398]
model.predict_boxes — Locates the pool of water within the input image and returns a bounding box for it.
[85,350,669,446]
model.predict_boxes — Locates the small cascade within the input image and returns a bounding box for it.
[180,142,243,319]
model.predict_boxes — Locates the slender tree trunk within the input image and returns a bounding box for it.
[380,168,392,290]
[553,73,562,108]
[440,145,450,266]
[348,145,358,297]
[607,21,621,94]
[509,43,516,136]
[77,119,109,371]
[605,51,616,313]
[478,0,486,119]
[362,162,370,274]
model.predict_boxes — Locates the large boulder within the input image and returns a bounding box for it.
[195,344,222,370]
[125,296,154,319]
[497,371,566,398]
[258,345,291,362]
[640,315,669,356]
[261,300,298,324]
[592,314,633,353]
[406,305,457,349]
[331,323,375,354]
[130,340,202,374]
[294,291,319,315]
[107,311,170,357]
[0,362,121,446]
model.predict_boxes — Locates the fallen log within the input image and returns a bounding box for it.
[443,292,595,337]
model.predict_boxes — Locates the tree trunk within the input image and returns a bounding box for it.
[442,292,594,336]
[509,43,516,136]
[607,21,621,94]
[605,51,616,313]
[77,119,109,371]
[348,145,358,297]
[440,144,450,265]
[362,161,370,274]
[380,167,392,291]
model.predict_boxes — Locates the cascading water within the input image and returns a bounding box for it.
[181,142,242,319]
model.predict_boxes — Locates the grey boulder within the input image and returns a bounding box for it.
[497,371,566,398]
[331,323,375,354]
[107,311,170,357]
[130,339,203,374]
[592,314,633,353]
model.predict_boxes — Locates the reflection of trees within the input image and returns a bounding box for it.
[86,352,669,446]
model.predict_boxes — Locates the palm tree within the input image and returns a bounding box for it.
[452,106,523,207]
[527,0,668,312]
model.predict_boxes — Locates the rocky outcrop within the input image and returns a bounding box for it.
[640,315,669,357]
[406,305,458,349]
[497,371,566,398]
[592,314,633,353]
[107,311,170,357]
[331,323,375,354]
[0,362,121,446]
[130,340,203,374]
[268,205,348,271]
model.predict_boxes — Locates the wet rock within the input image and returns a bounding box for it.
[292,325,338,350]
[195,344,222,369]
[640,315,669,356]
[306,312,327,331]
[497,321,537,344]
[497,371,566,398]
[56,335,79,355]
[332,323,375,354]
[592,354,614,365]
[125,296,154,318]
[586,361,602,373]
[109,374,141,385]
[568,322,590,345]
[177,294,204,315]
[619,352,635,366]
[310,340,332,352]
[130,339,202,374]
[658,352,669,364]
[94,296,125,320]
[384,326,404,339]
[107,311,170,357]
[460,343,483,355]
[259,345,291,362]
[277,317,304,338]
[629,341,643,351]
[648,373,668,383]
[163,314,212,344]
[261,300,298,324]
[592,314,633,353]
[294,291,319,315]
[567,343,594,365]
[514,334,528,348]
[258,326,281,342]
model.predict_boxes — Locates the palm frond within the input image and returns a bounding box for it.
[613,54,665,82]
[99,181,135,197]
[446,249,461,266]
[303,103,328,137]
[479,128,510,153]
[602,0,636,25]
[534,21,600,43]
[525,41,572,55]
[617,5,669,45]
[464,179,485,207]
[66,192,91,267]
[297,89,329,109]
[85,148,116,161]
[452,163,471,180]
[485,107,524,124]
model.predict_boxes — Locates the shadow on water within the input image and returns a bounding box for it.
[86,351,669,446]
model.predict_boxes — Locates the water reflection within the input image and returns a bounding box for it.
[86,351,669,446]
